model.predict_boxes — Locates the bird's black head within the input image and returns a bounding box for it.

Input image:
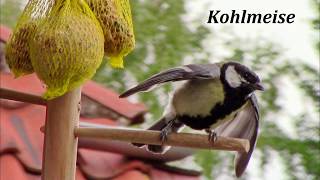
[221,62,264,94]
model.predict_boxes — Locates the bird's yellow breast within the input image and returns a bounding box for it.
[172,79,225,116]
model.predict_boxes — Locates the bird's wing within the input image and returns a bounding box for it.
[214,94,260,177]
[119,63,221,97]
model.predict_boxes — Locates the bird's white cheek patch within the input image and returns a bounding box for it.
[240,77,249,83]
[225,66,241,88]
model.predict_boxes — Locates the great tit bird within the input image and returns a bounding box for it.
[119,61,264,177]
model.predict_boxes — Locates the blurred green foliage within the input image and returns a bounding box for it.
[1,0,319,179]
[94,0,210,118]
[311,0,320,53]
[0,0,22,28]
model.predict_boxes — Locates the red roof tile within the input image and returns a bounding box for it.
[0,73,44,95]
[0,104,46,173]
[151,169,199,180]
[0,155,87,180]
[0,25,11,42]
[1,103,200,180]
[83,81,147,121]
[113,170,149,180]
[1,73,147,121]
[78,148,151,179]
[0,155,40,180]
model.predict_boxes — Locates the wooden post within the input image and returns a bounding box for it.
[42,88,81,180]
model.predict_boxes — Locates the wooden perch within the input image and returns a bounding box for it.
[0,88,46,105]
[75,126,250,153]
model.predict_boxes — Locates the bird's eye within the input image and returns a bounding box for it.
[244,73,249,78]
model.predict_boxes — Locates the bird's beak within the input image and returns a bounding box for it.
[252,82,265,91]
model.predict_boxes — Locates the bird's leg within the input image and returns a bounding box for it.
[159,119,175,144]
[205,129,217,144]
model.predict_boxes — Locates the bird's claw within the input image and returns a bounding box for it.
[206,129,217,145]
[159,120,175,144]
[160,129,168,143]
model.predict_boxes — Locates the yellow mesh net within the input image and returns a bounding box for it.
[86,0,135,68]
[6,0,135,99]
[5,0,55,77]
[29,0,104,99]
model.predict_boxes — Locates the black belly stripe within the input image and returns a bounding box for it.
[178,92,248,130]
